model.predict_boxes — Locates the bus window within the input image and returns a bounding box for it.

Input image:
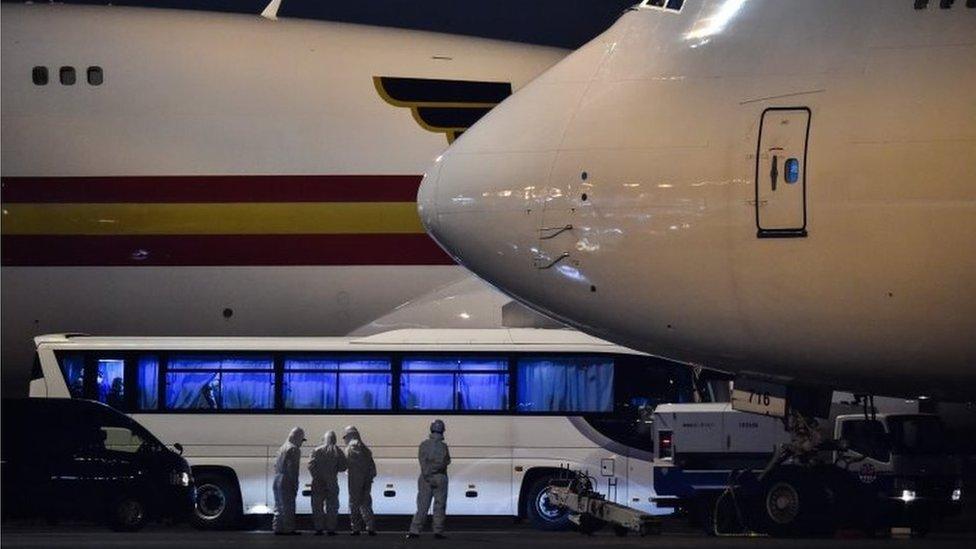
[283,356,339,409]
[516,357,613,413]
[136,355,159,410]
[97,358,125,408]
[165,355,274,410]
[337,357,392,410]
[58,353,86,398]
[400,356,509,411]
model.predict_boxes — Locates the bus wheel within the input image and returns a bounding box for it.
[525,476,572,531]
[191,471,242,530]
[107,494,147,532]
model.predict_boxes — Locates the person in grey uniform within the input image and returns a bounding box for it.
[308,430,347,536]
[406,419,451,539]
[342,425,377,536]
[272,426,305,535]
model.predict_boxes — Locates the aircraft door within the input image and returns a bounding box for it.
[755,108,810,238]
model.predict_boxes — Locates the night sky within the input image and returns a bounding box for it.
[1,0,637,48]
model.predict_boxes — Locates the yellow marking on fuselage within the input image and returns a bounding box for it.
[2,202,425,235]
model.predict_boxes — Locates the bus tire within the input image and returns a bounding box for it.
[524,476,573,531]
[191,470,242,530]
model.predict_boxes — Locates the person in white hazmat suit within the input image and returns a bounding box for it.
[342,425,377,535]
[308,430,347,536]
[272,426,305,535]
[406,419,451,539]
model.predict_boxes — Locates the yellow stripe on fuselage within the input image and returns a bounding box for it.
[1,202,425,235]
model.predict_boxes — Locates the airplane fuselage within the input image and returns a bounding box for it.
[420,0,976,399]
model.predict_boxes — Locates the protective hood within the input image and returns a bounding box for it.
[287,427,306,446]
[323,430,337,446]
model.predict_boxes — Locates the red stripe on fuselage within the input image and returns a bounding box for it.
[0,175,423,203]
[0,234,454,266]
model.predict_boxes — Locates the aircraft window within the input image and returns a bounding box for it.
[785,158,800,184]
[59,66,76,86]
[667,0,684,9]
[400,356,509,411]
[136,355,159,410]
[282,355,392,410]
[915,0,929,7]
[96,358,125,408]
[165,354,275,410]
[32,66,48,85]
[516,357,614,412]
[87,66,103,86]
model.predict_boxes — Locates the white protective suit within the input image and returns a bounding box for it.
[343,426,377,534]
[308,430,347,533]
[409,421,451,535]
[272,427,305,534]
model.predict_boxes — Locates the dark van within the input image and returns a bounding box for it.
[1,398,194,531]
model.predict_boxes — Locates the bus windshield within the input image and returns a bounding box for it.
[886,415,948,456]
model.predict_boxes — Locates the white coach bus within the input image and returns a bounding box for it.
[29,329,711,530]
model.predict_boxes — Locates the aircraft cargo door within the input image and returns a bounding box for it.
[755,107,810,238]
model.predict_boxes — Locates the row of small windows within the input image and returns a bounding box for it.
[59,352,616,414]
[914,0,976,8]
[32,66,103,86]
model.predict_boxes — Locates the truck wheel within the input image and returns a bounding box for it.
[191,472,242,530]
[524,476,572,531]
[107,494,148,532]
[757,470,831,537]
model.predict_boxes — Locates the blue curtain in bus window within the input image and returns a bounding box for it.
[59,354,86,398]
[516,358,614,412]
[400,373,455,410]
[458,374,508,411]
[220,372,274,409]
[338,373,391,409]
[136,355,159,410]
[166,372,220,409]
[97,358,125,408]
[165,355,274,410]
[284,372,338,409]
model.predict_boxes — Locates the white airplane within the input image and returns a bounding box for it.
[419,0,976,401]
[0,3,567,393]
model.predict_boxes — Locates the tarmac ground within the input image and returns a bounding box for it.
[3,514,975,549]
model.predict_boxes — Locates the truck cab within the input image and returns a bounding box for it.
[651,404,962,536]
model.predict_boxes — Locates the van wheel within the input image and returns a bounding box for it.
[108,495,147,532]
[524,476,572,531]
[191,472,242,530]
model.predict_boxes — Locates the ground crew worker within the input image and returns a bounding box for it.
[308,430,347,536]
[272,426,305,535]
[406,419,451,539]
[342,425,377,536]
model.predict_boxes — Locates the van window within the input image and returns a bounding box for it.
[516,357,614,412]
[101,426,145,453]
